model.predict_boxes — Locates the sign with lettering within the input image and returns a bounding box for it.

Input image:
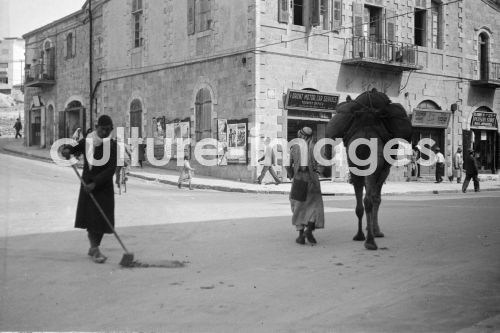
[470,111,498,130]
[411,109,451,128]
[285,89,340,112]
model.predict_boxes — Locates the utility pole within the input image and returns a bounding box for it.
[89,0,93,129]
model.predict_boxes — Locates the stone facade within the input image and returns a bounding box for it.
[24,0,500,181]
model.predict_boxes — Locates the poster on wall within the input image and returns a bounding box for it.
[153,117,166,144]
[165,119,191,159]
[217,119,228,166]
[226,119,248,164]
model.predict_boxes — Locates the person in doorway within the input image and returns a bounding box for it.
[462,149,480,193]
[406,146,418,182]
[61,115,117,264]
[287,127,324,245]
[454,147,464,184]
[178,155,195,190]
[85,128,93,138]
[434,147,445,183]
[13,118,22,139]
[115,143,132,188]
[415,144,422,178]
[138,140,146,168]
[257,137,281,185]
[72,128,83,141]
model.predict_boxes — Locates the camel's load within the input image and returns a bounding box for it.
[326,89,412,143]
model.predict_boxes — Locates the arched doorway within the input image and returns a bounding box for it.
[59,100,85,139]
[479,33,489,81]
[46,105,54,146]
[130,99,143,138]
[469,106,498,174]
[411,100,446,177]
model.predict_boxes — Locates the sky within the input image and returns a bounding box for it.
[3,0,85,38]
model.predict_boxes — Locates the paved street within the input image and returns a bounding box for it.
[1,152,500,332]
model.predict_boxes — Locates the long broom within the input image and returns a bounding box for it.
[71,164,135,267]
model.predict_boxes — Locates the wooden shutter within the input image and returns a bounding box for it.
[352,1,364,37]
[58,111,66,139]
[311,0,321,27]
[188,0,195,35]
[278,0,289,23]
[385,8,396,42]
[332,0,342,30]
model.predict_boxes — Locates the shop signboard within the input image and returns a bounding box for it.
[285,89,339,112]
[411,109,451,128]
[470,111,498,130]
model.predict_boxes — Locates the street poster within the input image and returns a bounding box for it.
[227,119,247,164]
[217,119,228,166]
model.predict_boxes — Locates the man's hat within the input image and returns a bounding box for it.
[97,115,113,127]
[457,147,462,152]
[435,147,440,152]
[299,127,313,137]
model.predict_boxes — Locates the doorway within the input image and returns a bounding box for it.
[411,128,444,177]
[30,109,41,146]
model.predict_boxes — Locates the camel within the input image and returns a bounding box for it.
[326,89,412,250]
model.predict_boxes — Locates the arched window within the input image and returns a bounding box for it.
[66,33,73,58]
[130,99,143,137]
[479,32,490,80]
[417,100,441,110]
[195,88,212,141]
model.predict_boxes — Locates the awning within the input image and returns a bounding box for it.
[411,108,451,128]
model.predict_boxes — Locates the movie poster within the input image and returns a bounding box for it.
[217,119,228,166]
[227,119,247,164]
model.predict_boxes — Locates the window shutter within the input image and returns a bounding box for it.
[278,0,289,23]
[352,1,364,37]
[72,33,76,57]
[311,0,321,27]
[188,0,195,34]
[385,8,396,42]
[332,0,342,30]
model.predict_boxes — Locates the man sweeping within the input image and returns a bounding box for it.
[62,115,117,264]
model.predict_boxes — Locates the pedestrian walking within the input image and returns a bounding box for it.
[454,147,464,184]
[462,149,480,193]
[178,155,195,190]
[257,137,281,185]
[138,141,146,168]
[406,146,418,182]
[434,147,445,183]
[115,143,132,188]
[61,115,117,264]
[13,118,22,139]
[288,127,324,245]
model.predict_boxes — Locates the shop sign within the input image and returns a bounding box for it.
[285,89,339,112]
[411,109,451,128]
[470,111,498,130]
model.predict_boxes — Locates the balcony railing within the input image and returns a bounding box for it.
[471,61,500,88]
[343,37,423,71]
[25,63,56,88]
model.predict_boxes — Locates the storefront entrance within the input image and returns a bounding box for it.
[30,109,41,146]
[59,104,86,139]
[287,117,331,178]
[468,108,498,174]
[411,128,444,177]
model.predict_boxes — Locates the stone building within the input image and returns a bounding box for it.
[22,0,104,147]
[24,0,500,181]
[0,38,24,95]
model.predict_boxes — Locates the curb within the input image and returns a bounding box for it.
[3,147,500,197]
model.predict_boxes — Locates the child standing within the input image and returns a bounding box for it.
[178,155,195,190]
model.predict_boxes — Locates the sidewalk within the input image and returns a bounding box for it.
[2,138,500,196]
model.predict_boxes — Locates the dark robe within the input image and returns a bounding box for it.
[70,138,117,234]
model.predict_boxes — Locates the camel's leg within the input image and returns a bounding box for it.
[363,191,377,250]
[373,166,390,238]
[353,179,365,241]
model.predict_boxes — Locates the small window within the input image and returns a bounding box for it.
[414,8,426,47]
[196,0,212,32]
[0,63,8,68]
[431,1,442,49]
[293,0,304,26]
[132,0,144,48]
[66,33,73,58]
